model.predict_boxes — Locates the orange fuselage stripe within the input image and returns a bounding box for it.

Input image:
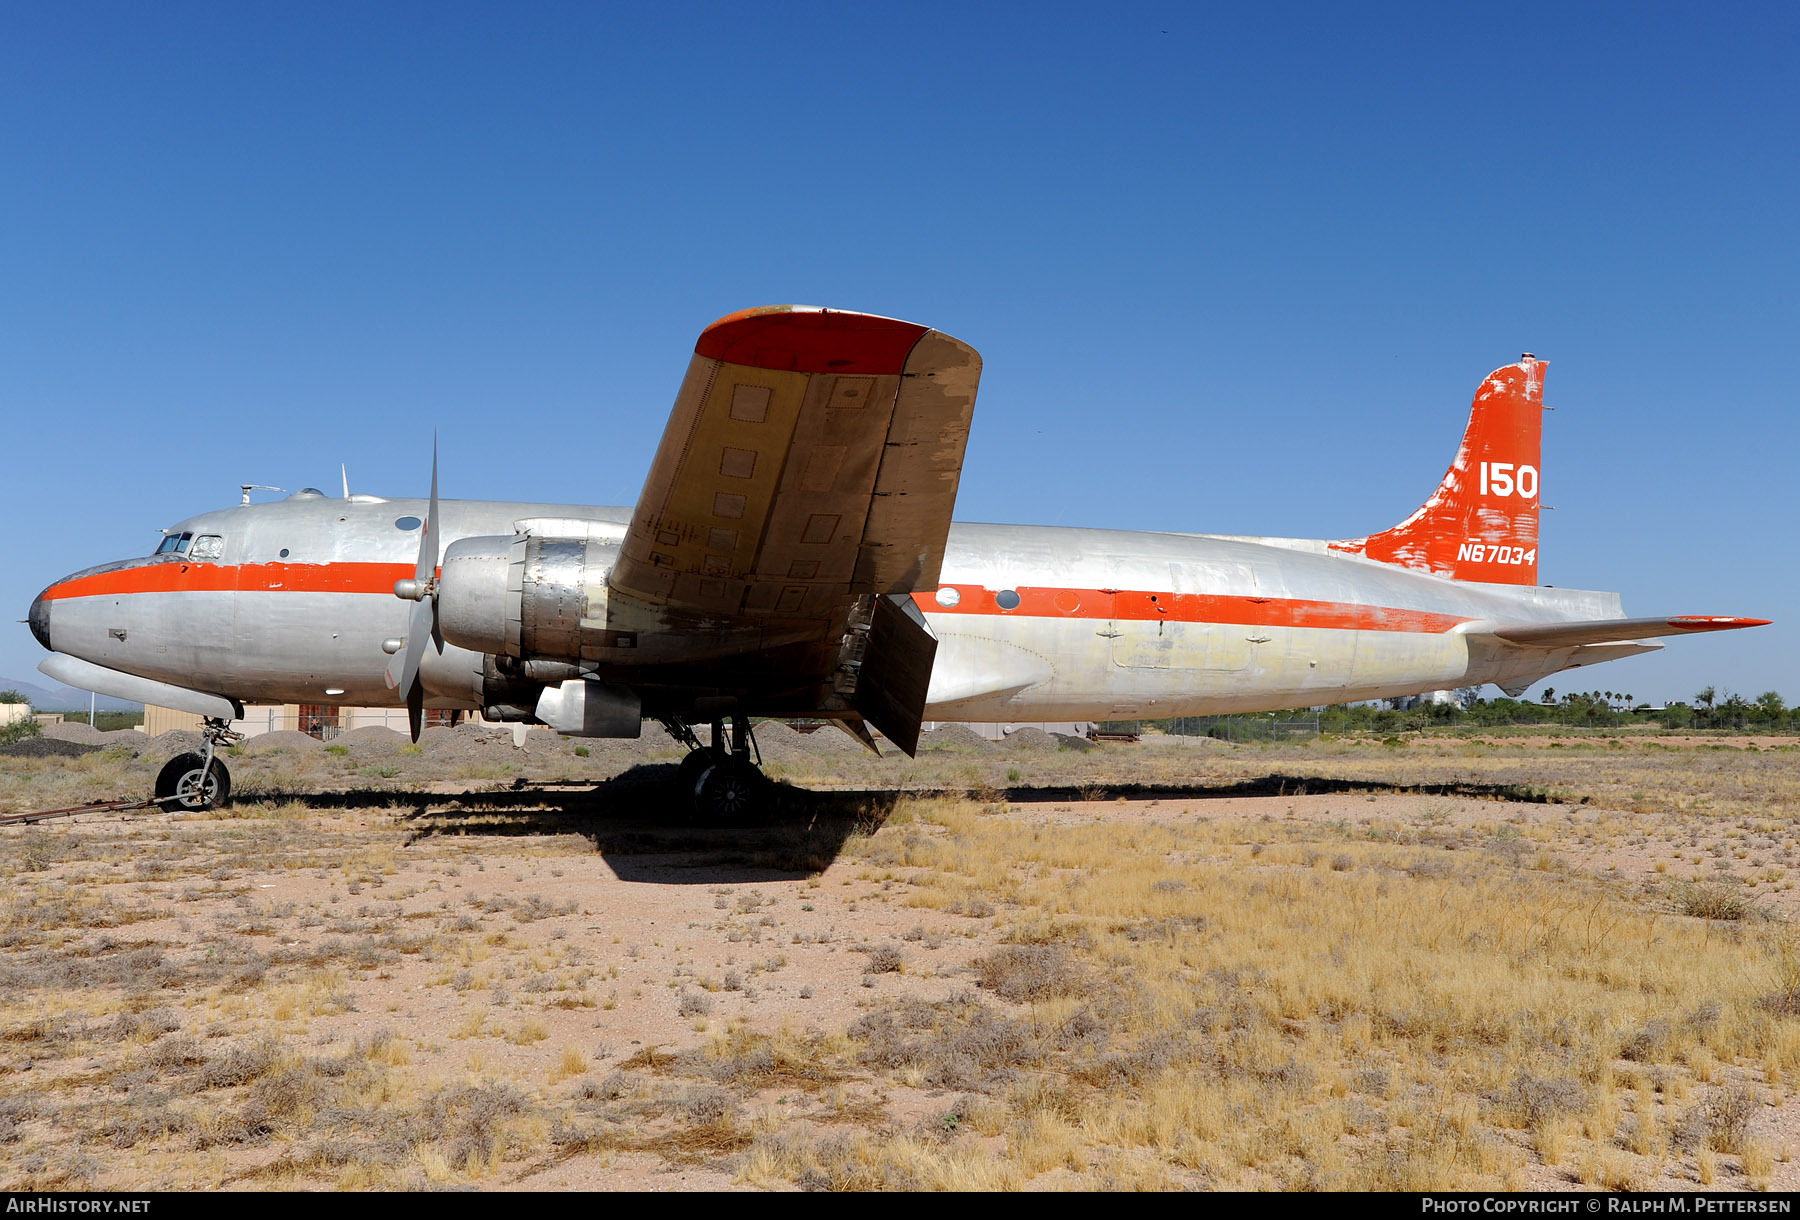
[43,562,419,600]
[912,584,1472,634]
[44,563,1474,636]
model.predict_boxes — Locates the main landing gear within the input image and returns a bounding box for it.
[664,716,768,823]
[153,717,240,812]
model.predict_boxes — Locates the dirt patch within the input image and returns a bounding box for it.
[3,732,1799,1191]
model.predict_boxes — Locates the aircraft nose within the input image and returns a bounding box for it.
[28,589,51,651]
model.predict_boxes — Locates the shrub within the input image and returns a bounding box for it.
[1704,1085,1758,1154]
[863,945,904,974]
[975,944,1084,1003]
[0,717,43,745]
[1669,882,1756,921]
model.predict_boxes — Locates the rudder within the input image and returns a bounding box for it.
[1331,355,1545,585]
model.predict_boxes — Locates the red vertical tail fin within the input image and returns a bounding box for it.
[1331,356,1546,585]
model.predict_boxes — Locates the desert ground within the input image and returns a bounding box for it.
[2,719,1799,1191]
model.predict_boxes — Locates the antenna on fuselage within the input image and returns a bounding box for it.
[239,484,285,506]
[341,464,350,499]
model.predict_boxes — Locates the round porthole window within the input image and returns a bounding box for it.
[935,586,961,608]
[279,548,290,558]
[996,589,1022,610]
[395,516,422,531]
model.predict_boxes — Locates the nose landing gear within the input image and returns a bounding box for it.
[153,717,240,812]
[663,715,769,824]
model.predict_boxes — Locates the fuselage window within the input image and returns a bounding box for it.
[996,589,1022,610]
[190,535,224,560]
[155,532,194,556]
[394,516,422,531]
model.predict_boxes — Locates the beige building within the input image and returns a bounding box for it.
[141,703,470,739]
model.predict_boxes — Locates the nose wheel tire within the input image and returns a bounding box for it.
[154,752,232,812]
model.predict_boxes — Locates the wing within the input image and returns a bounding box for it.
[1488,615,1769,649]
[611,306,980,618]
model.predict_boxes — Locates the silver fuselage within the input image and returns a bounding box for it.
[32,492,1627,721]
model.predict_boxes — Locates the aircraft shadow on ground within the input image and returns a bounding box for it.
[274,768,1566,884]
[288,765,903,884]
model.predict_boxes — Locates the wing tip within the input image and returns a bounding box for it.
[695,305,930,374]
[1668,616,1772,632]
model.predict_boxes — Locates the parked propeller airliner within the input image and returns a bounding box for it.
[28,306,1767,817]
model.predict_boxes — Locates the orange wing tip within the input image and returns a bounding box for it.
[695,305,930,375]
[1667,616,1772,632]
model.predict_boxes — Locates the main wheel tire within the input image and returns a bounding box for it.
[677,748,714,799]
[695,760,765,825]
[154,752,231,812]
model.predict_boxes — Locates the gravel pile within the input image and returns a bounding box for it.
[134,731,207,766]
[336,726,410,746]
[333,726,410,762]
[919,724,993,751]
[43,722,114,745]
[1002,727,1060,752]
[250,730,325,752]
[762,722,870,758]
[0,737,100,759]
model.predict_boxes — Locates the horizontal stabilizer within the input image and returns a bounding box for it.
[1489,616,1769,649]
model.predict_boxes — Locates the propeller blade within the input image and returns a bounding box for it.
[416,437,439,586]
[386,597,435,694]
[407,675,424,743]
[384,438,443,693]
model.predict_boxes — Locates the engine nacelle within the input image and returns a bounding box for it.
[438,528,619,661]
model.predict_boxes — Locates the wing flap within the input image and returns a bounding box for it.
[1490,616,1769,649]
[849,594,939,757]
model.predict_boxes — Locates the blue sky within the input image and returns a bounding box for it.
[2,2,1793,704]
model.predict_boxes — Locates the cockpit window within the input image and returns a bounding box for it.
[190,535,224,560]
[155,532,193,556]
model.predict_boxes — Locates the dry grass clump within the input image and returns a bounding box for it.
[720,795,1800,1190]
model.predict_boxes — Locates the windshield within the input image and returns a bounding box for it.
[154,532,193,556]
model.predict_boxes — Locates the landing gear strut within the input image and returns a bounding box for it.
[662,715,767,823]
[153,717,240,812]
